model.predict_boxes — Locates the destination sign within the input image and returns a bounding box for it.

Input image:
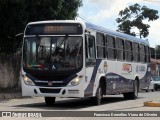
[25,23,83,35]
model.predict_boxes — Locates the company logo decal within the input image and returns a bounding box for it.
[139,65,146,72]
[122,64,132,73]
[48,81,52,86]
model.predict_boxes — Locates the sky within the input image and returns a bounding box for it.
[78,0,160,48]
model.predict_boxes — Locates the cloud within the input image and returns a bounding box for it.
[80,0,144,24]
[78,0,160,47]
[147,19,160,47]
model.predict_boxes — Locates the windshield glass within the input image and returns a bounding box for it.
[23,36,83,72]
[153,76,160,81]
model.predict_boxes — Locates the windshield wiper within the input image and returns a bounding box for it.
[57,35,68,48]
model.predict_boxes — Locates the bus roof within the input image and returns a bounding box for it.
[26,20,149,45]
[85,21,149,45]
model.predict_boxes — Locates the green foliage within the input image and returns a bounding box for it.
[116,3,159,39]
[0,0,82,54]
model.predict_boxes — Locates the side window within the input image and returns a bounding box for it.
[116,38,125,61]
[146,46,150,63]
[133,42,140,62]
[96,33,105,58]
[106,35,116,60]
[85,35,96,66]
[125,40,133,62]
[140,44,145,63]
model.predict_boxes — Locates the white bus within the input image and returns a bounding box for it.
[21,20,151,105]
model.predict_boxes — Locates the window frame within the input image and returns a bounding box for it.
[106,35,116,60]
[133,42,140,63]
[115,37,125,61]
[140,44,146,63]
[96,32,106,59]
[125,40,133,62]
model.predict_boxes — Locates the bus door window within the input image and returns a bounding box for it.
[85,35,96,66]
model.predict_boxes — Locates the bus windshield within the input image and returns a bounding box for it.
[23,36,83,72]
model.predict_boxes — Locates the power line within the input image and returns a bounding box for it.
[143,0,160,4]
[77,16,98,25]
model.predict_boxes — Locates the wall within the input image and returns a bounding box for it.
[0,54,21,88]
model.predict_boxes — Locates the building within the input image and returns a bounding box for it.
[150,58,160,76]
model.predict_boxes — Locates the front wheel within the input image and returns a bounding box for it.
[92,84,102,105]
[44,97,56,106]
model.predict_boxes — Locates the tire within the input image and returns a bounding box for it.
[146,87,149,92]
[44,97,56,106]
[123,80,138,99]
[123,92,131,99]
[92,84,102,105]
[154,85,157,91]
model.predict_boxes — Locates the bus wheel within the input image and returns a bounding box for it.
[146,86,149,92]
[44,97,56,106]
[154,85,157,91]
[151,88,155,92]
[123,80,138,99]
[92,84,102,105]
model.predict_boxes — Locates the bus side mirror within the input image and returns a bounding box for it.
[15,33,24,37]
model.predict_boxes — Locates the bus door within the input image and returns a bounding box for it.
[84,34,96,97]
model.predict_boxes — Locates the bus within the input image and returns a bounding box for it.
[21,20,151,105]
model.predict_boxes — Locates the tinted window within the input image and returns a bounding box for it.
[106,35,116,59]
[146,46,150,63]
[85,35,96,66]
[116,38,125,61]
[97,33,105,58]
[140,44,145,63]
[125,40,133,61]
[133,42,140,62]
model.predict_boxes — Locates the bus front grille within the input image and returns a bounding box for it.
[39,88,61,93]
[35,82,66,87]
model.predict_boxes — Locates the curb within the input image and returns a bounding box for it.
[144,101,160,107]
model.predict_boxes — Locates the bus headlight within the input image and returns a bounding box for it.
[23,76,35,86]
[68,75,83,86]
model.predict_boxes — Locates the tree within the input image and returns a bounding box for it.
[0,0,82,54]
[116,3,159,38]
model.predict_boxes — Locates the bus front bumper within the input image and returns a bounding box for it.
[21,80,84,98]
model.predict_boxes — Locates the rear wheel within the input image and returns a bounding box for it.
[146,86,149,92]
[123,80,138,99]
[151,88,155,92]
[92,84,102,105]
[154,85,157,91]
[44,97,56,106]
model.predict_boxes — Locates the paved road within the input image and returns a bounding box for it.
[0,90,160,119]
